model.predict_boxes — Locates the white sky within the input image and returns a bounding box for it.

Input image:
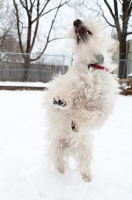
[1,0,132,56]
[43,0,132,55]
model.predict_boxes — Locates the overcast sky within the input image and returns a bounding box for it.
[43,0,132,57]
[2,0,132,57]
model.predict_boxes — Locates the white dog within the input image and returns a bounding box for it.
[44,19,119,182]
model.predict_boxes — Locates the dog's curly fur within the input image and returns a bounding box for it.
[44,18,119,182]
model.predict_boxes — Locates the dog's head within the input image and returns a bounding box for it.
[69,18,119,68]
[73,19,93,44]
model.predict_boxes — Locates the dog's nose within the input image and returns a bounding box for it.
[73,19,82,26]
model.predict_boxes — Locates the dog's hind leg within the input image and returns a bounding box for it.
[46,137,68,174]
[75,133,93,182]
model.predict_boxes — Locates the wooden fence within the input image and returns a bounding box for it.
[0,61,68,82]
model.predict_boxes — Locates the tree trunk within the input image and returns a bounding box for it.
[23,56,30,82]
[118,34,127,79]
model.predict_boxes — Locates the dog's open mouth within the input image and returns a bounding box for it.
[73,19,92,43]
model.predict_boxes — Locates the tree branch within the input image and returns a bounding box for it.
[49,36,67,43]
[32,0,51,23]
[19,0,27,10]
[128,0,132,16]
[32,0,71,23]
[95,1,116,27]
[114,0,118,18]
[127,31,132,35]
[118,0,122,4]
[13,0,24,55]
[30,0,63,62]
[30,0,40,52]
[104,0,121,35]
[104,0,115,19]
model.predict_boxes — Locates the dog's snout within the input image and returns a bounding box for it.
[73,19,82,26]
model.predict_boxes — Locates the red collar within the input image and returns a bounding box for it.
[93,64,109,72]
[88,64,109,72]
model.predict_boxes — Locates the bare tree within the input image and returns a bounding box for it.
[77,0,132,78]
[0,35,20,52]
[0,35,25,63]
[0,0,14,50]
[12,0,71,81]
[99,0,132,78]
[0,1,19,63]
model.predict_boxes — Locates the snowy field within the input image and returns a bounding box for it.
[0,90,132,200]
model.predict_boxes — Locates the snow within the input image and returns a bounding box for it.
[128,73,132,77]
[0,81,49,88]
[0,91,132,200]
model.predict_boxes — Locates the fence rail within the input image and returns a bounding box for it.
[0,68,50,82]
[0,52,132,82]
[0,52,71,82]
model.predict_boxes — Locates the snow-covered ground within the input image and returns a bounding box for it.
[0,90,132,200]
[0,81,49,88]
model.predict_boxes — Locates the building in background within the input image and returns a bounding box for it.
[114,40,132,77]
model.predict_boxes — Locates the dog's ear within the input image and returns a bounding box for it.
[107,40,119,52]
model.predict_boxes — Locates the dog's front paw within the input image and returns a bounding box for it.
[53,97,66,108]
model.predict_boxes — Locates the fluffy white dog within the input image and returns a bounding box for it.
[44,19,119,182]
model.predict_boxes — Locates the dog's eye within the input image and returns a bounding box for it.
[87,30,92,35]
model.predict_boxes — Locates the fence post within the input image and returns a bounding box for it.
[127,59,130,75]
[62,55,65,75]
